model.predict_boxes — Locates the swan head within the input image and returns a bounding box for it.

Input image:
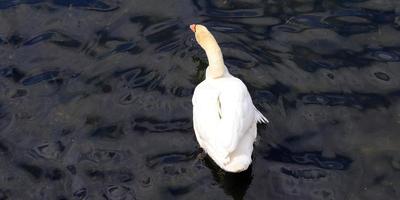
[190,24,226,79]
[190,24,218,50]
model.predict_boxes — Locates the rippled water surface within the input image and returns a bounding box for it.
[0,0,400,199]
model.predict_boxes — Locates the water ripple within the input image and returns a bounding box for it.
[0,1,399,199]
[0,0,120,11]
[167,185,193,196]
[324,16,377,35]
[0,0,42,9]
[286,15,330,29]
[17,163,64,181]
[280,167,328,180]
[113,67,163,91]
[23,31,81,48]
[90,125,125,139]
[146,152,195,168]
[293,46,370,72]
[0,105,12,131]
[81,148,130,164]
[103,185,136,200]
[132,117,192,133]
[30,141,65,160]
[97,41,140,59]
[18,163,43,179]
[299,93,390,110]
[204,8,264,18]
[374,72,390,81]
[364,48,400,62]
[143,19,180,44]
[0,67,25,82]
[265,146,352,170]
[53,0,120,12]
[22,71,59,86]
[73,188,88,200]
[85,169,134,183]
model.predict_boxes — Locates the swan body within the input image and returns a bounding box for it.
[190,24,268,172]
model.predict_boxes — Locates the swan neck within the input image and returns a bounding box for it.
[204,42,225,79]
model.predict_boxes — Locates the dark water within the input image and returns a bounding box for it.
[0,0,400,199]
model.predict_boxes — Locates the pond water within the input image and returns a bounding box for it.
[0,0,400,199]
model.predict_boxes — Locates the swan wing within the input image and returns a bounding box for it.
[215,78,256,154]
[192,82,221,149]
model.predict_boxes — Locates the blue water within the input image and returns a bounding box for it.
[0,0,399,199]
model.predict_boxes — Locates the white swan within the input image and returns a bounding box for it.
[190,24,268,173]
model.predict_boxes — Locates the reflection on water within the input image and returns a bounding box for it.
[204,156,253,200]
[0,0,400,199]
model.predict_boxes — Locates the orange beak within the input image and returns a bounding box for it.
[190,24,196,32]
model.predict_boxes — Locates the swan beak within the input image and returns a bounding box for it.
[190,24,196,32]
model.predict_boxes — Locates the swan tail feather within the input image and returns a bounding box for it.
[255,108,269,124]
